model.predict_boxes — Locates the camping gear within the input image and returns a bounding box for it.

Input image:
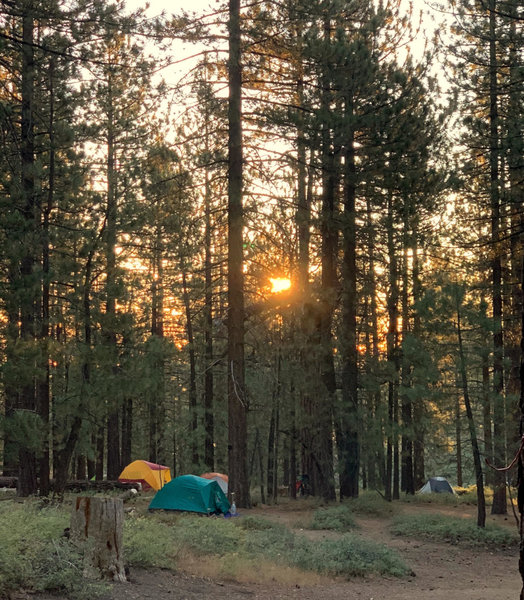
[118,460,171,491]
[149,474,231,515]
[418,476,454,494]
[200,472,228,494]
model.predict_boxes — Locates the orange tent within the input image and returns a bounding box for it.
[200,472,228,493]
[118,460,171,491]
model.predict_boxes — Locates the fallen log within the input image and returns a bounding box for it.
[0,477,17,489]
[0,477,140,492]
[63,480,141,492]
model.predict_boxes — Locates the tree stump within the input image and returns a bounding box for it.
[70,496,127,582]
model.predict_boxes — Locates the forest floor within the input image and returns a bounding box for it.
[35,498,521,600]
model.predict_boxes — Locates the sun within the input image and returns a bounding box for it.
[270,277,291,293]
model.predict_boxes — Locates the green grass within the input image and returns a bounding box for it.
[0,500,108,599]
[309,505,357,531]
[400,486,498,507]
[124,514,180,567]
[291,535,412,578]
[140,511,412,578]
[390,513,518,546]
[1,496,411,598]
[343,491,398,517]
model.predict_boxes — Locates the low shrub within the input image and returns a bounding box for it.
[0,501,107,599]
[237,515,280,531]
[241,520,296,558]
[390,513,518,546]
[343,492,397,517]
[124,514,180,568]
[170,514,243,556]
[141,511,409,579]
[309,505,356,531]
[291,535,411,578]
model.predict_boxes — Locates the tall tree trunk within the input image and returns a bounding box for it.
[455,392,463,487]
[518,254,524,598]
[227,0,249,508]
[338,113,359,499]
[482,343,494,487]
[456,293,486,527]
[203,160,215,471]
[148,233,165,464]
[38,58,55,497]
[385,194,400,502]
[182,266,199,468]
[105,72,120,481]
[507,8,523,464]
[367,197,385,489]
[412,235,425,489]
[267,349,281,503]
[400,204,414,494]
[489,0,506,515]
[313,15,337,504]
[18,0,38,496]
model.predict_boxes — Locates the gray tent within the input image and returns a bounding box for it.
[418,477,454,494]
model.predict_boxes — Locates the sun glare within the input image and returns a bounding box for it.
[270,277,291,293]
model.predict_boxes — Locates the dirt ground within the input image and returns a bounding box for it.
[37,500,522,600]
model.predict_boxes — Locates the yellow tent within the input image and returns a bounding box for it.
[118,460,171,491]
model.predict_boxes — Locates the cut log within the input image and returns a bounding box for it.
[0,477,140,492]
[64,480,140,492]
[70,496,127,582]
[0,477,17,488]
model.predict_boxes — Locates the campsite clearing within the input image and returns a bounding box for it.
[34,497,520,600]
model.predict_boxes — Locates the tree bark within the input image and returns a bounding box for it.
[227,0,249,508]
[489,0,506,515]
[412,235,425,490]
[105,71,121,481]
[338,112,359,499]
[386,194,400,501]
[203,157,215,471]
[70,496,126,582]
[456,293,486,527]
[182,266,199,467]
[18,0,38,497]
[400,204,414,495]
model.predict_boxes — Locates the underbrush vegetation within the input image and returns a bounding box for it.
[140,511,412,578]
[0,500,108,599]
[390,513,518,546]
[309,505,357,531]
[343,491,397,517]
[3,497,410,597]
[401,486,497,506]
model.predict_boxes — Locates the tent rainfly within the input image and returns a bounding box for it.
[118,460,171,491]
[200,472,228,494]
[149,474,231,515]
[418,477,454,494]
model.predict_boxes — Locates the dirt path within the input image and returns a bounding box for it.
[238,502,521,599]
[36,501,522,600]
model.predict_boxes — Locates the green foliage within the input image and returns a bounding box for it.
[132,512,409,579]
[170,515,243,556]
[400,492,462,505]
[291,535,411,578]
[124,515,179,568]
[237,515,280,531]
[309,505,357,531]
[0,501,107,599]
[241,520,296,558]
[390,513,518,546]
[344,492,398,517]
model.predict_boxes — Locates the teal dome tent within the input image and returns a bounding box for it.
[149,474,231,515]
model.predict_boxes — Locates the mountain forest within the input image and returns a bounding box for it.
[0,0,522,530]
